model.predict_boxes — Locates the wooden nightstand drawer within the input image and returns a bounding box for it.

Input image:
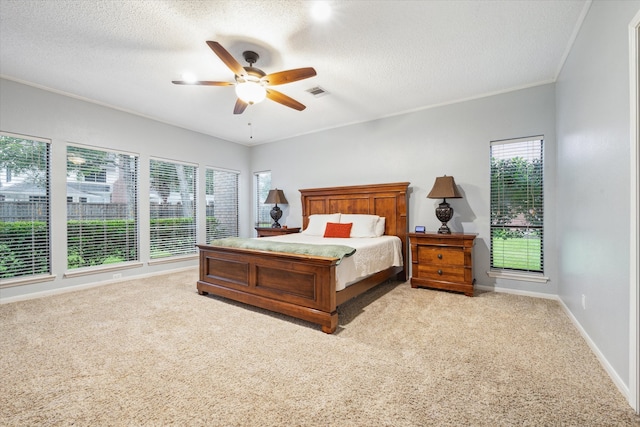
[418,247,464,266]
[418,265,468,282]
[421,237,465,246]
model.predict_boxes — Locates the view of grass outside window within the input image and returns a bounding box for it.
[2,134,239,281]
[490,137,544,273]
[66,145,138,269]
[149,159,197,259]
[255,171,272,228]
[0,134,50,280]
[205,168,239,242]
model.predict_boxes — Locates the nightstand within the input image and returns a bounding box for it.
[255,227,301,237]
[408,232,477,296]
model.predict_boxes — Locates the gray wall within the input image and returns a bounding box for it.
[251,83,558,295]
[0,78,251,299]
[556,0,640,391]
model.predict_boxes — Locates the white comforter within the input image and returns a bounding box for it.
[261,233,403,291]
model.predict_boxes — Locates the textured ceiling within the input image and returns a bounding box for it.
[0,0,589,146]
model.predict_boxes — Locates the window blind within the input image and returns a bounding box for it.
[206,168,239,242]
[0,133,51,280]
[490,137,544,273]
[150,158,196,259]
[254,171,272,228]
[66,145,138,269]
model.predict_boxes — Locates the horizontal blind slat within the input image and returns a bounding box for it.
[0,134,51,279]
[67,147,139,269]
[150,159,197,259]
[490,137,544,273]
[255,171,272,228]
[206,168,239,241]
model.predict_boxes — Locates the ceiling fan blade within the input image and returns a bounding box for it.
[206,41,246,77]
[172,80,234,86]
[263,67,317,86]
[266,89,306,111]
[234,98,248,115]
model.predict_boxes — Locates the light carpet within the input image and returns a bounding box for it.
[1,269,638,426]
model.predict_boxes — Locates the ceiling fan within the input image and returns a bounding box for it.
[172,41,317,115]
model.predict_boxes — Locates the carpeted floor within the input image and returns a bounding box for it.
[1,269,639,426]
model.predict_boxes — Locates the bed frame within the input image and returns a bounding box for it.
[196,182,410,333]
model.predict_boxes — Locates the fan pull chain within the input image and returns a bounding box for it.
[248,122,253,139]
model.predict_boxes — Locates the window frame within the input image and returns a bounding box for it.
[65,143,140,273]
[205,166,239,242]
[149,157,198,262]
[254,171,272,230]
[489,136,548,282]
[0,132,53,286]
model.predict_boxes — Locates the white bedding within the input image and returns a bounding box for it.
[261,233,403,291]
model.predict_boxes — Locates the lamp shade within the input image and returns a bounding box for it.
[264,189,288,205]
[427,176,462,199]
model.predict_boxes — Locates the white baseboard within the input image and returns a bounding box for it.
[558,297,630,401]
[0,266,197,305]
[477,284,630,403]
[475,284,557,300]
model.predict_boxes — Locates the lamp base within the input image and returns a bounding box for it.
[435,200,453,234]
[270,205,282,228]
[437,224,452,234]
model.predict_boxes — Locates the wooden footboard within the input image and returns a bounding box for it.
[197,245,341,333]
[197,182,410,334]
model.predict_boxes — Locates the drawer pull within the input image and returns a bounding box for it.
[437,269,443,275]
[437,253,443,259]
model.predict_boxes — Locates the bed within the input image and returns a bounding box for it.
[196,182,410,333]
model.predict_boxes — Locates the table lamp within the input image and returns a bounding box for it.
[427,176,462,234]
[264,189,288,228]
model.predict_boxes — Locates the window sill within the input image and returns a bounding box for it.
[0,274,57,289]
[487,270,549,284]
[64,261,143,278]
[148,254,198,266]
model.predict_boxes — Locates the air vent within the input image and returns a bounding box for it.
[306,86,329,97]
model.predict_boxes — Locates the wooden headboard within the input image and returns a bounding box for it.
[299,182,410,280]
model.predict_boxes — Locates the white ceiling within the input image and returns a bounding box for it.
[0,0,589,146]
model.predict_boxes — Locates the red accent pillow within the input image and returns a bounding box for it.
[324,222,352,238]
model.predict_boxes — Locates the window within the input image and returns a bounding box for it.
[490,137,544,273]
[0,133,50,280]
[254,171,272,228]
[150,158,196,259]
[205,167,239,242]
[66,145,138,269]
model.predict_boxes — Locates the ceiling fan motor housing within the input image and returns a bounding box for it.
[242,50,260,65]
[173,41,316,114]
[238,51,265,83]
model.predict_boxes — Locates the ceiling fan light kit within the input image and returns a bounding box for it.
[172,41,317,114]
[235,81,266,104]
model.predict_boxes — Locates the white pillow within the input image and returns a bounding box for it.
[302,213,341,235]
[340,214,379,238]
[375,217,386,236]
